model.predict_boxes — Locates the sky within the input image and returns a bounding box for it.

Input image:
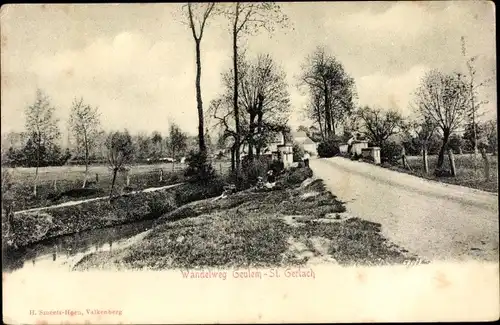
[1,2,496,140]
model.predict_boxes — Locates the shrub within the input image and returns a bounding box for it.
[279,167,313,188]
[184,150,216,184]
[381,142,403,164]
[269,160,284,174]
[317,136,342,158]
[174,179,225,205]
[240,158,269,189]
[292,142,305,162]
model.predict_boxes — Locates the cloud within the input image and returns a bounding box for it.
[23,31,227,135]
[356,65,430,115]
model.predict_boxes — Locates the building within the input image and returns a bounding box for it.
[291,131,317,156]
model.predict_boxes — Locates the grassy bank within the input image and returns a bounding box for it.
[75,167,421,270]
[383,154,498,193]
[2,180,224,250]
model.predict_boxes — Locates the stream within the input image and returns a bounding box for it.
[2,219,155,274]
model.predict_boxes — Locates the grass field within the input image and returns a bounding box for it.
[2,160,233,212]
[389,153,498,193]
[74,168,421,270]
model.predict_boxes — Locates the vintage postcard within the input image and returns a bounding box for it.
[1,2,498,324]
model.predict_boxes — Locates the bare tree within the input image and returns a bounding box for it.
[24,89,61,196]
[356,106,405,148]
[184,3,217,153]
[460,36,490,156]
[222,2,288,173]
[238,53,290,159]
[299,46,356,138]
[69,97,101,188]
[106,131,134,201]
[413,69,469,168]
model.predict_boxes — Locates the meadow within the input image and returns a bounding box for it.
[392,153,498,193]
[2,160,233,212]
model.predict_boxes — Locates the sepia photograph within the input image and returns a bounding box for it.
[1,2,498,324]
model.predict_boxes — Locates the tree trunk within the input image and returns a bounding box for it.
[195,40,206,153]
[447,149,456,177]
[256,111,263,157]
[109,168,118,201]
[437,130,450,168]
[248,112,256,161]
[323,81,332,138]
[34,139,40,196]
[480,147,490,181]
[34,165,38,197]
[422,147,429,174]
[83,132,89,188]
[230,145,236,171]
[232,30,241,174]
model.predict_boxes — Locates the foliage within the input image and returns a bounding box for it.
[317,136,342,158]
[4,142,71,168]
[24,89,61,165]
[292,142,305,162]
[239,157,270,189]
[448,134,463,154]
[279,166,313,187]
[413,69,469,168]
[299,46,357,140]
[356,106,405,147]
[184,150,217,184]
[169,123,188,160]
[380,142,403,164]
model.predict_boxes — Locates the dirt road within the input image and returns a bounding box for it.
[310,157,499,262]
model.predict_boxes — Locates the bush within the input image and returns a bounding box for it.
[184,150,216,184]
[279,167,313,188]
[292,142,305,162]
[381,142,403,164]
[240,158,269,189]
[317,136,342,158]
[269,160,284,174]
[174,179,225,205]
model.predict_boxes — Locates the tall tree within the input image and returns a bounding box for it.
[106,130,134,201]
[413,69,469,168]
[68,97,101,188]
[222,2,288,173]
[238,53,290,159]
[460,36,490,156]
[24,89,60,196]
[356,106,405,148]
[299,46,356,138]
[184,3,216,153]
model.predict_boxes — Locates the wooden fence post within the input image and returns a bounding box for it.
[95,173,99,183]
[53,179,58,191]
[479,147,490,181]
[447,149,456,177]
[159,169,163,182]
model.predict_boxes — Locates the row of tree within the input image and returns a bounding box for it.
[183,3,290,175]
[297,37,496,174]
[1,89,197,194]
